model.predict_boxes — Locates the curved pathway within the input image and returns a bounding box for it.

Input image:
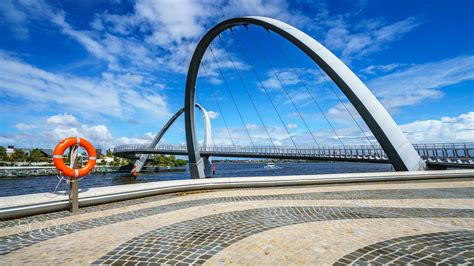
[0,178,473,264]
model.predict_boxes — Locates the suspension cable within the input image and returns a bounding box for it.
[265,29,346,148]
[230,27,297,147]
[245,25,320,148]
[312,60,377,149]
[200,62,236,147]
[208,45,255,147]
[217,34,276,148]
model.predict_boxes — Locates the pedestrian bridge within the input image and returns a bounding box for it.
[113,142,474,169]
[113,16,473,178]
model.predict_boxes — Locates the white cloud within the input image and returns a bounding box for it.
[212,124,291,146]
[7,111,472,149]
[0,53,170,119]
[104,0,312,72]
[0,0,28,39]
[261,67,324,88]
[1,114,155,149]
[14,123,36,131]
[260,68,328,107]
[324,17,422,61]
[0,0,421,74]
[51,14,117,67]
[136,0,207,45]
[209,112,474,147]
[207,111,219,119]
[327,102,361,123]
[287,123,298,129]
[245,123,259,130]
[361,63,410,75]
[262,70,302,90]
[46,113,79,126]
[401,112,474,143]
[369,55,474,111]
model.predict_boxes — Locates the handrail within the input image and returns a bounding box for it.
[112,143,474,164]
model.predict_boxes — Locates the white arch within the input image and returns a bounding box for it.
[134,103,212,172]
[200,104,213,148]
[184,16,426,179]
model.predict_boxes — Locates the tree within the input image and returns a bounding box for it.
[153,155,167,166]
[10,149,26,162]
[112,157,121,166]
[175,159,186,167]
[95,149,103,159]
[28,149,48,162]
[106,149,113,157]
[0,146,6,161]
[152,154,186,167]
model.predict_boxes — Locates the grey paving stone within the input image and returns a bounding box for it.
[335,230,474,265]
[90,206,474,265]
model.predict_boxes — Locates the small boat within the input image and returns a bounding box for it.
[264,162,276,169]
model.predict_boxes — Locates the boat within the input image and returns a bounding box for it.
[264,162,276,169]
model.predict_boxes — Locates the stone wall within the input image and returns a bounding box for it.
[0,166,120,178]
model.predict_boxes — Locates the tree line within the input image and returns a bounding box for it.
[151,154,186,167]
[0,146,187,167]
[0,147,49,162]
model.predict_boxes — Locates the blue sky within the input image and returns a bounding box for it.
[0,0,472,149]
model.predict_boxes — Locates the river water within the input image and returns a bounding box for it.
[0,162,392,197]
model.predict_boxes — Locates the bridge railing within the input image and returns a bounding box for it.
[412,142,473,161]
[201,144,388,159]
[113,144,389,159]
[113,142,474,161]
[112,142,473,166]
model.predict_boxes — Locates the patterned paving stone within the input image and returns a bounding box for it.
[92,206,474,265]
[2,186,471,229]
[0,193,177,228]
[0,186,473,256]
[334,230,474,265]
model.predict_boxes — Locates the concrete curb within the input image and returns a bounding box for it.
[1,170,473,220]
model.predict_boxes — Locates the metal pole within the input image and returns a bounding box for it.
[69,145,79,213]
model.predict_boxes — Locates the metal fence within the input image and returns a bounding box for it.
[113,142,474,165]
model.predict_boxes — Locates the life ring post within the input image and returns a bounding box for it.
[69,145,80,213]
[53,137,97,213]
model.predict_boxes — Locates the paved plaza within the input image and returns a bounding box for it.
[0,178,473,265]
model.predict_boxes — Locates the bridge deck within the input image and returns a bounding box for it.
[113,143,474,168]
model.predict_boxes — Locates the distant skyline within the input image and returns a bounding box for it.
[0,0,473,149]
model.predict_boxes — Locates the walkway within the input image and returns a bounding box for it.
[113,143,474,168]
[0,178,473,264]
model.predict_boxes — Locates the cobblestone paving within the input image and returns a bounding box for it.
[334,230,474,265]
[0,185,474,255]
[0,193,178,228]
[1,182,474,265]
[1,186,470,228]
[92,206,474,265]
[1,187,472,255]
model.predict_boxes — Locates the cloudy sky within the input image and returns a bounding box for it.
[0,0,472,149]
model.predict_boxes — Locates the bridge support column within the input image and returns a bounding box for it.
[189,158,206,179]
[203,156,212,178]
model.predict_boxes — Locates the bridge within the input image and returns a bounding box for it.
[114,143,474,169]
[113,16,473,178]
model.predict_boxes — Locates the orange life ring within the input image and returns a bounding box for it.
[52,137,96,178]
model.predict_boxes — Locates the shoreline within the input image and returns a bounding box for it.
[0,165,186,178]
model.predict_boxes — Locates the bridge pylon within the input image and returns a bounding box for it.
[133,103,212,174]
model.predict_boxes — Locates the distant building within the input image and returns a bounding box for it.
[38,149,53,158]
[6,146,14,157]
